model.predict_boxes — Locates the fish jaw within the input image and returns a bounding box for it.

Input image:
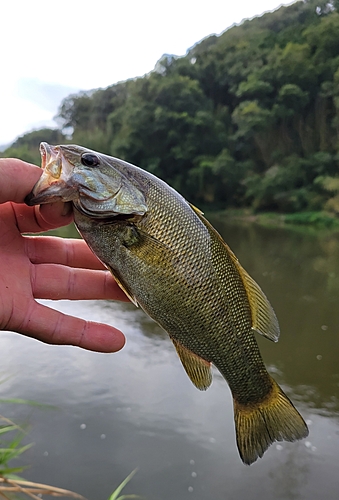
[25,142,80,206]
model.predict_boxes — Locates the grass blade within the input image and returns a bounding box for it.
[108,469,139,500]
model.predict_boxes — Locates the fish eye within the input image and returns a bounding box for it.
[81,153,100,167]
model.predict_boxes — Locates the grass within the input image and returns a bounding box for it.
[211,208,339,231]
[107,469,140,500]
[0,384,141,499]
[0,477,87,499]
[0,413,86,499]
[0,411,140,500]
[283,211,339,228]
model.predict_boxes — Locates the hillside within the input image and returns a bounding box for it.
[3,0,339,214]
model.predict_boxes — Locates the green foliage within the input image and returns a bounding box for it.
[108,469,140,500]
[10,128,65,149]
[284,211,339,227]
[0,383,139,499]
[303,12,339,58]
[244,152,339,212]
[232,100,274,136]
[1,144,41,165]
[1,128,66,165]
[314,173,339,212]
[4,0,339,218]
[0,418,31,477]
[277,84,310,110]
[0,407,139,499]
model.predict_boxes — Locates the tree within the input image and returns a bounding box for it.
[49,0,339,213]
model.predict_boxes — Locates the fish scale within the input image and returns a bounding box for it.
[26,142,309,465]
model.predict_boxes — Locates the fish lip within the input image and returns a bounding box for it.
[25,142,77,206]
[25,191,38,206]
[24,181,71,206]
[40,142,63,179]
[40,142,52,170]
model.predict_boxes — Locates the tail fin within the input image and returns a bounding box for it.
[234,378,308,465]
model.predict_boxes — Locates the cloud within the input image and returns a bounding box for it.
[0,79,81,146]
[16,78,81,113]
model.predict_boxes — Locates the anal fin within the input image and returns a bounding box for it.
[171,339,212,391]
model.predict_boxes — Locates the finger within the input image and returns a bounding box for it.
[39,202,73,227]
[32,263,129,302]
[0,159,41,203]
[20,301,126,352]
[12,203,73,233]
[25,236,107,269]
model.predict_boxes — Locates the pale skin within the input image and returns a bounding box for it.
[0,158,128,352]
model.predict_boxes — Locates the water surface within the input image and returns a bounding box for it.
[1,218,338,499]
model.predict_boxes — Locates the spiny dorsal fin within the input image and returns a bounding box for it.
[171,338,212,391]
[189,204,280,342]
[188,203,204,216]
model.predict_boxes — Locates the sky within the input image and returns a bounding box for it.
[0,0,296,147]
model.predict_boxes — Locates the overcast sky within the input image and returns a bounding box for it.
[1,0,296,146]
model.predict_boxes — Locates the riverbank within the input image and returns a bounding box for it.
[208,209,339,232]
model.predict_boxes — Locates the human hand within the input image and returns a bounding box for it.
[0,158,127,352]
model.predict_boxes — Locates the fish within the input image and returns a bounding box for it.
[26,142,309,465]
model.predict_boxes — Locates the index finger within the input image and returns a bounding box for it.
[0,159,42,204]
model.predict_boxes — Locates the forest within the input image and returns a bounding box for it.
[3,0,339,215]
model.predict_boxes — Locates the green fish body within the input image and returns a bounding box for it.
[26,143,308,464]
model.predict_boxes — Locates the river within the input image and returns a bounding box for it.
[1,216,338,499]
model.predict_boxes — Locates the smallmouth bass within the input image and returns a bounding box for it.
[26,143,308,464]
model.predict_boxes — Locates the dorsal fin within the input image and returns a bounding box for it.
[171,338,212,391]
[234,264,280,342]
[189,204,280,342]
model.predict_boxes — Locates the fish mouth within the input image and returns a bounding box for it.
[25,143,77,206]
[40,142,61,175]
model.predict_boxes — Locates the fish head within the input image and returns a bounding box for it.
[25,143,147,218]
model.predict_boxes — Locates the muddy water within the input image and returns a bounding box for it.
[1,218,338,499]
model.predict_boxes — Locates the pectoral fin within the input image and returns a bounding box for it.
[122,225,171,267]
[171,339,212,390]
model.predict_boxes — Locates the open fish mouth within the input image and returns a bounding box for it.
[40,142,62,176]
[25,142,77,206]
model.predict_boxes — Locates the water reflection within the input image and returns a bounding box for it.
[1,218,338,499]
[208,217,339,417]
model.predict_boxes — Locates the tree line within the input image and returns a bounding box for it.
[3,0,339,214]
